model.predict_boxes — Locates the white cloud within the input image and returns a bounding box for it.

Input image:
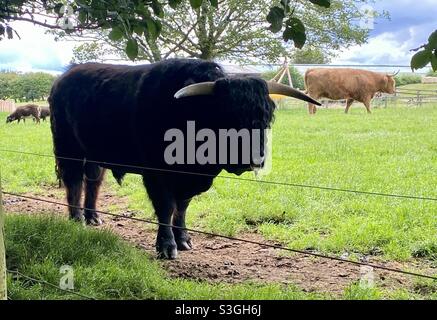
[331,0,436,72]
[0,22,75,73]
[334,32,413,65]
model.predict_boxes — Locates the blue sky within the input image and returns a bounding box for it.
[333,0,437,69]
[0,0,436,73]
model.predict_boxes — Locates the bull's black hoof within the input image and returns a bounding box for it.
[177,240,192,251]
[156,239,178,260]
[175,234,192,251]
[174,230,192,251]
[70,215,83,223]
[85,215,103,226]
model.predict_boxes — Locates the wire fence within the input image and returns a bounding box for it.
[3,191,437,283]
[275,88,437,109]
[6,269,96,300]
[242,62,433,77]
[1,62,436,299]
[1,148,436,202]
[1,143,436,299]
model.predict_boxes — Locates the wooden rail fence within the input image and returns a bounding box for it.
[0,100,16,113]
[0,178,6,300]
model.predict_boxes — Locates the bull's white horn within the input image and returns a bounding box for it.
[174,82,215,99]
[267,81,321,106]
[387,70,400,77]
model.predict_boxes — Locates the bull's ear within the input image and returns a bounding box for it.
[174,82,215,99]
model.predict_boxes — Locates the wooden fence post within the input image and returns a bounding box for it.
[0,177,6,300]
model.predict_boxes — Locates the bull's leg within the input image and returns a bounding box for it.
[83,164,105,226]
[363,98,372,114]
[308,103,317,115]
[143,176,178,259]
[58,160,84,221]
[155,199,177,259]
[345,99,354,114]
[172,198,192,251]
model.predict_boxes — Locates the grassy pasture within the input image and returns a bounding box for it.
[0,103,436,299]
[398,83,437,92]
[6,215,322,300]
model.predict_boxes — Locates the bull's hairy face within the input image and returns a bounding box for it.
[213,77,276,174]
[384,76,396,94]
[6,116,13,123]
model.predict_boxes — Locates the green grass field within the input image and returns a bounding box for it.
[398,83,437,92]
[1,104,436,299]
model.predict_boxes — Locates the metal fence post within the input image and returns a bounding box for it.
[0,176,6,300]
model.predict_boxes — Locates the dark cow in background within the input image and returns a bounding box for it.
[39,107,50,121]
[305,68,398,114]
[49,59,320,259]
[6,104,41,124]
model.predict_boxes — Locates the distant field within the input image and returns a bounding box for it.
[1,104,436,299]
[398,83,437,91]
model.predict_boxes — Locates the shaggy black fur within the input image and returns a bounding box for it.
[6,104,41,124]
[39,107,50,121]
[49,58,276,259]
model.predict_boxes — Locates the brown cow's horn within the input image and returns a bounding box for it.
[267,81,322,106]
[174,82,215,99]
[387,70,400,77]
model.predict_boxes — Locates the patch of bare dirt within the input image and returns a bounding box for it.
[3,188,435,296]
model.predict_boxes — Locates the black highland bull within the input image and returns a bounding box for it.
[49,59,320,259]
[6,104,41,124]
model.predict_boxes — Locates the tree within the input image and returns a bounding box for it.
[71,42,107,63]
[262,67,305,89]
[69,0,376,64]
[427,70,437,77]
[0,72,56,102]
[69,0,287,63]
[12,72,56,102]
[290,47,330,64]
[0,72,18,100]
[1,0,340,61]
[411,30,437,72]
[5,0,433,72]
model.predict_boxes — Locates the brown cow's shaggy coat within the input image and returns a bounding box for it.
[305,68,396,114]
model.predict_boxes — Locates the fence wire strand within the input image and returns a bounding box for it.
[2,191,437,282]
[6,269,97,300]
[0,149,436,202]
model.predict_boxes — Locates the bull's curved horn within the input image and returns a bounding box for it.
[267,81,321,106]
[174,82,215,99]
[387,70,400,77]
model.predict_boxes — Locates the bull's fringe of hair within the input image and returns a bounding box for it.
[215,77,276,130]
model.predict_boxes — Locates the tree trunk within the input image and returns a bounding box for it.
[197,2,213,60]
[0,178,6,300]
[146,36,163,62]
